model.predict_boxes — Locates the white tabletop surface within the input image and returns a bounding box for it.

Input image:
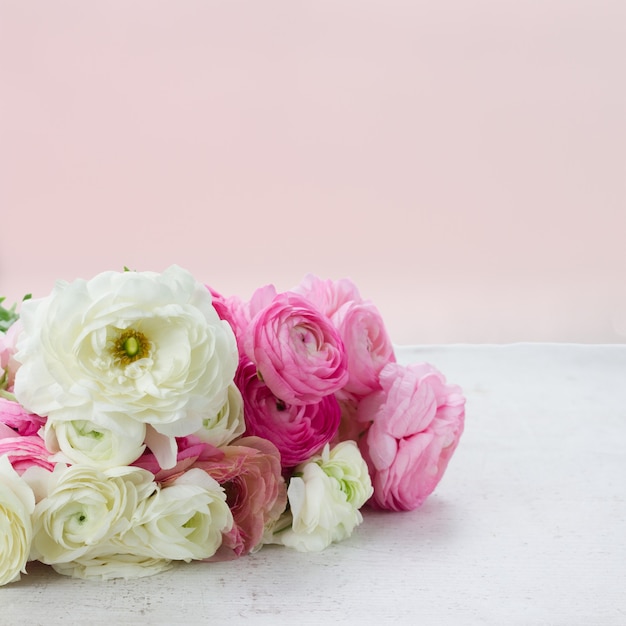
[4,344,626,625]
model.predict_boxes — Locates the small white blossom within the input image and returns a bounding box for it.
[266,442,373,552]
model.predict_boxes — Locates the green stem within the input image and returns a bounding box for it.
[0,388,16,402]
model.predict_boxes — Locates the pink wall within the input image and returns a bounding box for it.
[1,0,625,344]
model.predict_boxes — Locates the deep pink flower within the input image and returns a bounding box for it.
[243,292,348,405]
[0,423,54,474]
[0,397,46,436]
[236,359,341,467]
[358,362,465,511]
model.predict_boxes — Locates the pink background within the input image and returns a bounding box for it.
[1,1,625,344]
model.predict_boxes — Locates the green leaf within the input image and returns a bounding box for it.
[0,294,30,332]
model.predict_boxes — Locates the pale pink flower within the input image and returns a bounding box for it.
[358,362,465,511]
[0,423,54,474]
[332,300,396,399]
[243,292,348,405]
[236,359,341,467]
[0,397,46,437]
[293,274,362,318]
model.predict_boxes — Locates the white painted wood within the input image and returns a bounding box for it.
[4,345,626,625]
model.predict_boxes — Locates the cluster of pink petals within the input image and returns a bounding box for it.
[0,397,52,474]
[235,358,341,467]
[243,292,349,405]
[211,282,363,472]
[1,321,55,476]
[0,425,54,474]
[357,362,466,511]
[0,314,54,480]
[0,397,46,436]
[210,275,466,512]
[293,274,362,318]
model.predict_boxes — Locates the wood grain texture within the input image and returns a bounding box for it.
[4,345,626,625]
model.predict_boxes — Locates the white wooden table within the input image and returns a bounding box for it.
[4,344,626,625]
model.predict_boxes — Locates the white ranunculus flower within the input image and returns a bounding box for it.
[193,382,245,447]
[0,455,36,586]
[269,466,361,553]
[30,464,156,565]
[122,468,233,562]
[306,441,373,509]
[44,416,146,469]
[13,265,239,450]
[266,442,372,552]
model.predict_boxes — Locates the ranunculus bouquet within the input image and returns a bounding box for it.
[0,266,465,584]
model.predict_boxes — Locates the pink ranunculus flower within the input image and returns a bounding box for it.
[358,362,465,511]
[188,436,287,560]
[293,274,363,318]
[332,299,396,400]
[243,292,348,405]
[236,359,341,467]
[0,398,46,437]
[0,423,54,474]
[0,320,23,391]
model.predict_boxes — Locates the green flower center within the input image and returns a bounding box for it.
[77,423,104,440]
[124,336,140,357]
[111,328,150,366]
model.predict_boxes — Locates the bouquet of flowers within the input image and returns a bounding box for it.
[0,265,465,584]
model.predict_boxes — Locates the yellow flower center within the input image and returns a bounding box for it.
[111,328,150,366]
